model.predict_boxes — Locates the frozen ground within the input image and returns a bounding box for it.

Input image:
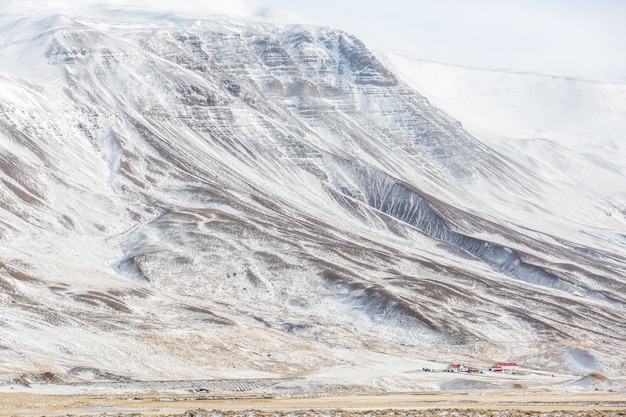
[1,352,624,398]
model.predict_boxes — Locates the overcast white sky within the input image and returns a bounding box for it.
[248,0,626,82]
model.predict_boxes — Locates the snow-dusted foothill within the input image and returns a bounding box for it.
[0,2,624,391]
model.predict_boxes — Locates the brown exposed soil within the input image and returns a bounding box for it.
[71,291,133,313]
[0,391,624,416]
[590,372,611,382]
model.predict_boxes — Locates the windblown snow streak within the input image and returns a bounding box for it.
[0,9,624,385]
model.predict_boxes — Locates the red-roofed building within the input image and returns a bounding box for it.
[489,362,519,373]
[446,363,468,373]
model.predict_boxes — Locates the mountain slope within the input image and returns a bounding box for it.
[380,54,626,239]
[0,9,624,386]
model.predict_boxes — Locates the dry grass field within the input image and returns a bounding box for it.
[1,391,625,416]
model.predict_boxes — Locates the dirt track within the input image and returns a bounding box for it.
[1,392,625,416]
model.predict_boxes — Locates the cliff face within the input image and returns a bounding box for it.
[0,11,624,383]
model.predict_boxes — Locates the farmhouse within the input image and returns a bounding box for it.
[489,362,519,373]
[446,363,468,373]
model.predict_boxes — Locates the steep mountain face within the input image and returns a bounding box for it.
[380,54,626,243]
[0,9,624,385]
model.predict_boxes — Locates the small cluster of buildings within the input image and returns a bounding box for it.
[488,362,519,373]
[445,361,519,374]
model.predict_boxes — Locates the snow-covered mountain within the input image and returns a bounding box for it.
[0,4,625,389]
[382,53,626,229]
[382,54,626,191]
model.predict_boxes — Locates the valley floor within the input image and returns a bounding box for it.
[1,390,625,416]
